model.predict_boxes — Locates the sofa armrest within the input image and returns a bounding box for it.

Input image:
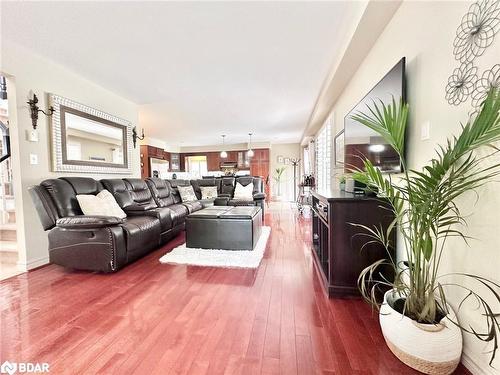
[214,197,229,206]
[124,204,157,214]
[253,192,266,200]
[56,215,124,229]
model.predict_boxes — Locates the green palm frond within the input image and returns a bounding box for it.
[350,88,500,365]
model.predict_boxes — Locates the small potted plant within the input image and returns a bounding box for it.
[351,88,500,374]
[338,174,347,191]
[273,166,287,200]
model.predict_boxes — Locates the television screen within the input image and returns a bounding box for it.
[344,57,406,173]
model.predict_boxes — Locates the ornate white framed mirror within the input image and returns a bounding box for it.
[49,94,132,174]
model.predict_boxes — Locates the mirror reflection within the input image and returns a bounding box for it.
[61,107,126,167]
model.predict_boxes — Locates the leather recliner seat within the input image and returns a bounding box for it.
[100,178,180,246]
[30,177,162,272]
[145,177,202,226]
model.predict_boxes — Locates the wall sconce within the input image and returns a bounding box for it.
[132,126,145,148]
[27,93,55,130]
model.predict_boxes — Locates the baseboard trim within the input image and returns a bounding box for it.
[461,351,496,375]
[17,256,49,271]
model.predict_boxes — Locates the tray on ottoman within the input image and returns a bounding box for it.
[186,206,262,250]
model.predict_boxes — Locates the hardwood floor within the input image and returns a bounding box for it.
[1,203,470,374]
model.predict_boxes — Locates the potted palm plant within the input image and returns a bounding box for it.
[350,88,500,374]
[273,166,287,200]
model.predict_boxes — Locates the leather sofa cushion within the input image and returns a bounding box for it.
[146,178,174,207]
[168,204,189,226]
[60,177,103,195]
[182,201,203,213]
[124,179,158,210]
[120,216,161,254]
[220,177,235,196]
[101,179,133,208]
[29,185,60,230]
[41,179,83,217]
[132,207,173,232]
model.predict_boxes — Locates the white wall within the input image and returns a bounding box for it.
[270,143,301,202]
[1,40,140,270]
[328,1,499,373]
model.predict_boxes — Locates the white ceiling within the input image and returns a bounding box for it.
[1,1,366,147]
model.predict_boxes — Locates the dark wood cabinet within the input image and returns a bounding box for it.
[207,152,220,171]
[140,147,270,178]
[140,145,171,178]
[140,145,150,179]
[311,190,395,297]
[250,149,270,199]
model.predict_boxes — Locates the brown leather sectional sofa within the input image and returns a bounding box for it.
[29,176,265,272]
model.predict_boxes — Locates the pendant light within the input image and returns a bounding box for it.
[220,135,228,158]
[247,132,254,157]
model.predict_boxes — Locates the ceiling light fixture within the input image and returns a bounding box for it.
[247,132,254,157]
[368,144,385,153]
[220,135,227,158]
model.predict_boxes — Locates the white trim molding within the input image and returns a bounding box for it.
[462,351,498,375]
[17,255,49,271]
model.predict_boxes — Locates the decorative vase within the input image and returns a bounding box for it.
[339,182,346,191]
[379,290,463,375]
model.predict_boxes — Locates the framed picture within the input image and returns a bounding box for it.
[284,157,290,165]
[277,155,284,164]
[334,129,344,168]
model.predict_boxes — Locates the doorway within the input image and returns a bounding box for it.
[0,75,21,280]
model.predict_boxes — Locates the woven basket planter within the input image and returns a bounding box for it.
[380,290,463,375]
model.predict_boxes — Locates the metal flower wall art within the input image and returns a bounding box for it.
[453,0,500,63]
[446,0,500,106]
[445,62,478,105]
[472,63,500,107]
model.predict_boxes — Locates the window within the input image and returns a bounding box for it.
[303,146,310,175]
[185,155,208,178]
[67,142,82,160]
[315,119,331,191]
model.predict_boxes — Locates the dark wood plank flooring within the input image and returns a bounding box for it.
[0,203,470,374]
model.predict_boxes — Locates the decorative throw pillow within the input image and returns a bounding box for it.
[76,189,127,219]
[233,182,254,200]
[178,186,197,202]
[200,186,218,200]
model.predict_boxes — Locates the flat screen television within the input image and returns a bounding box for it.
[344,57,406,173]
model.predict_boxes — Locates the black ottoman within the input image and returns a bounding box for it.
[185,206,262,250]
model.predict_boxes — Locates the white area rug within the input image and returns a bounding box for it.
[159,226,271,269]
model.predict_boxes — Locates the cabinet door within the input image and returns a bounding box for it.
[170,153,180,171]
[226,151,238,162]
[207,152,220,171]
[140,145,150,178]
[237,151,244,168]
